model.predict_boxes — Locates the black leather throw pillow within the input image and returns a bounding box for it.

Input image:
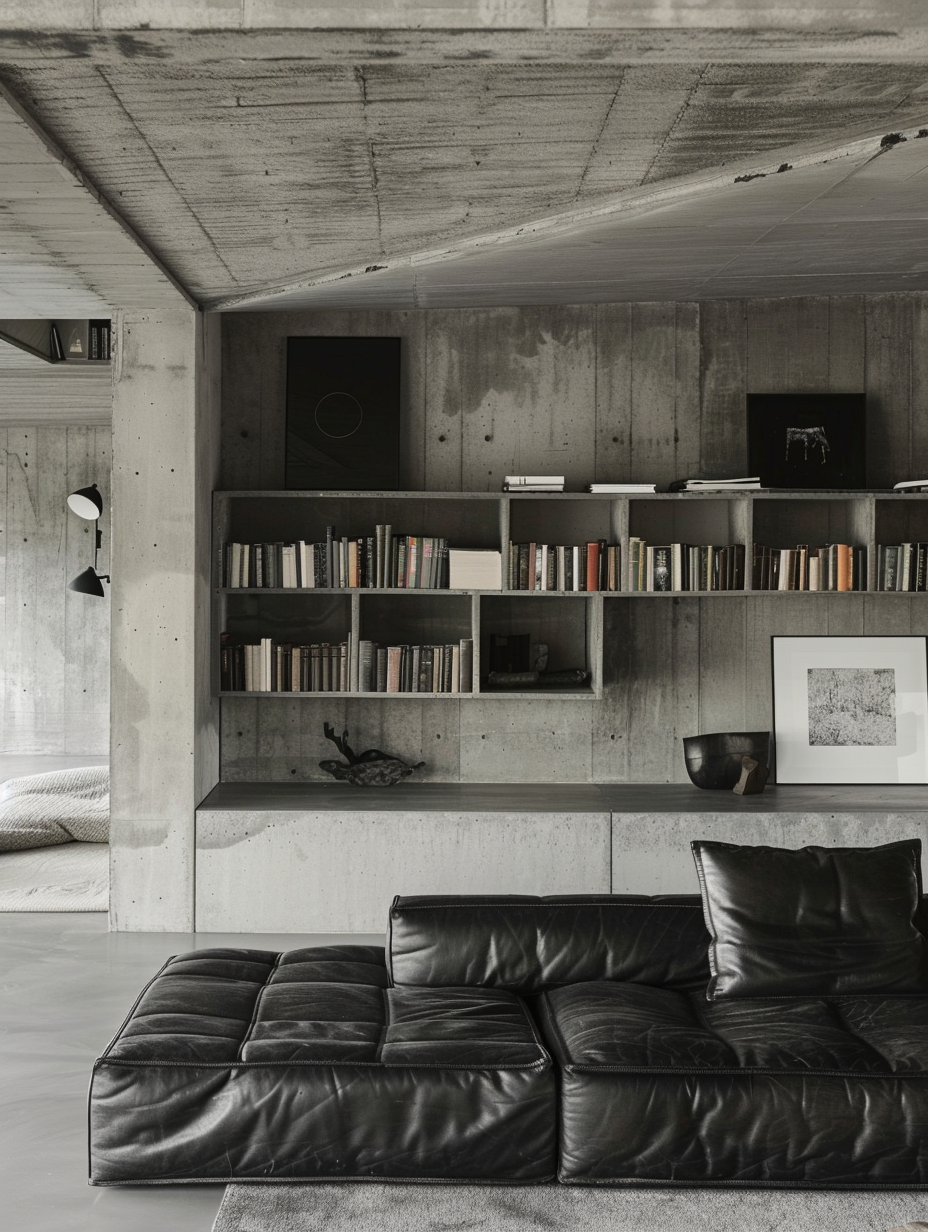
[691,838,928,1000]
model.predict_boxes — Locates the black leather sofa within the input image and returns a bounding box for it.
[89,891,928,1187]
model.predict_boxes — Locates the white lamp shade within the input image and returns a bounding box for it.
[67,484,103,520]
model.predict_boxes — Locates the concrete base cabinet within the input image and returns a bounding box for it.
[194,783,928,931]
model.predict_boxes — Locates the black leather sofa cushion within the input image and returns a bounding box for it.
[539,980,928,1185]
[89,945,555,1184]
[389,894,711,992]
[691,839,928,1000]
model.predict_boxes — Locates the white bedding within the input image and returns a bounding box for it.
[0,765,109,850]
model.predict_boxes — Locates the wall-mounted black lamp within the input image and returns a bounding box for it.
[67,482,110,597]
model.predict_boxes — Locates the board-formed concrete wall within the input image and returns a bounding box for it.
[219,294,928,785]
[0,424,110,755]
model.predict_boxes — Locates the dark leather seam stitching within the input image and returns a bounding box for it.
[564,1064,918,1077]
[392,901,704,912]
[236,951,282,1062]
[92,1057,550,1071]
[534,994,571,1069]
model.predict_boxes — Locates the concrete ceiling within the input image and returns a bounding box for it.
[0,15,927,313]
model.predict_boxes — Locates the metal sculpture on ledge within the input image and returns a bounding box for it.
[319,723,425,787]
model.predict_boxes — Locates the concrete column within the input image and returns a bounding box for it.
[110,307,220,931]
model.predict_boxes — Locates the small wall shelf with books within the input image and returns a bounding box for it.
[214,490,928,702]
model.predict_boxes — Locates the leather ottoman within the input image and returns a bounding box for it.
[539,980,928,1187]
[89,944,555,1184]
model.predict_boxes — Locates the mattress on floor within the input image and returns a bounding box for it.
[0,841,108,911]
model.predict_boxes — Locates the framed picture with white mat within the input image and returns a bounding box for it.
[772,635,928,784]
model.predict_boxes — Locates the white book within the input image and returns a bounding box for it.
[586,483,657,493]
[540,544,549,591]
[299,541,313,588]
[778,549,791,591]
[671,543,683,592]
[261,637,272,692]
[505,475,565,485]
[282,543,296,588]
[448,549,502,590]
[572,545,580,591]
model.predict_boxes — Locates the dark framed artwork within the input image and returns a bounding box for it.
[772,636,928,784]
[747,393,866,489]
[285,337,400,490]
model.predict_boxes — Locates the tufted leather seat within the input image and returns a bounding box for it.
[538,981,928,1185]
[89,945,555,1184]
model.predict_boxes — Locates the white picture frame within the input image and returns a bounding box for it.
[772,636,928,784]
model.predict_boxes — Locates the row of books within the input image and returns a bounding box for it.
[223,529,450,590]
[506,541,622,591]
[220,634,474,694]
[752,544,867,591]
[627,540,746,592]
[875,543,928,591]
[221,638,350,693]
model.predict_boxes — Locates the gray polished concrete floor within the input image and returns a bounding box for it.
[0,913,382,1231]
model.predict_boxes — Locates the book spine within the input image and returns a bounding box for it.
[459,639,474,693]
[375,524,385,588]
[586,542,600,592]
[652,546,671,592]
[325,526,334,588]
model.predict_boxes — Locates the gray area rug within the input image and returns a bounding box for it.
[0,841,108,911]
[212,1182,928,1232]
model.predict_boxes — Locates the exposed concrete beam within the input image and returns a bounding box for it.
[1,0,927,40]
[2,25,928,63]
[0,81,193,314]
[210,121,928,311]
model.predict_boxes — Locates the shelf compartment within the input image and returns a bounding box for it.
[222,593,351,646]
[752,498,872,590]
[752,497,871,549]
[508,496,620,549]
[875,496,928,549]
[222,494,500,553]
[478,594,601,698]
[358,593,475,694]
[628,497,748,549]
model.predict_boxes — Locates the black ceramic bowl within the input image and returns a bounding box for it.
[682,731,771,790]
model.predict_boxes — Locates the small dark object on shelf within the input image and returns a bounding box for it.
[683,732,771,790]
[486,668,590,689]
[319,723,424,787]
[732,755,769,796]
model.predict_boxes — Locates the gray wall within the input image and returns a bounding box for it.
[0,425,110,755]
[220,294,928,784]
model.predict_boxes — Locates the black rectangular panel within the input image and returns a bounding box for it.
[286,337,400,490]
[747,393,867,489]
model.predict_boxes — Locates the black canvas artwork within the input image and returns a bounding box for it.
[286,337,400,490]
[747,393,866,489]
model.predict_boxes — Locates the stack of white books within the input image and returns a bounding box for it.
[893,480,928,493]
[504,475,565,492]
[448,549,503,590]
[585,482,657,493]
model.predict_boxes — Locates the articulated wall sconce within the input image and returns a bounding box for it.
[67,482,110,597]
